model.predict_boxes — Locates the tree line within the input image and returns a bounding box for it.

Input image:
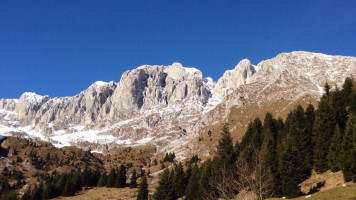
[153,77,356,199]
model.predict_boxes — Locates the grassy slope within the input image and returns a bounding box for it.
[269,183,356,200]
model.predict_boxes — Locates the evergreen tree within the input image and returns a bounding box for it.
[290,105,312,176]
[216,123,236,168]
[62,178,74,196]
[278,136,302,198]
[30,184,43,200]
[106,168,116,187]
[115,165,127,188]
[234,140,240,159]
[340,113,356,182]
[129,169,138,188]
[72,171,82,191]
[97,172,107,187]
[341,77,353,106]
[313,96,336,173]
[240,123,254,165]
[324,82,331,96]
[137,175,148,200]
[240,118,263,166]
[350,91,356,114]
[260,112,279,194]
[332,88,348,132]
[199,159,215,199]
[21,188,31,200]
[327,125,343,172]
[305,104,315,136]
[0,178,10,194]
[55,174,66,196]
[153,169,174,200]
[185,164,201,200]
[184,163,192,187]
[173,162,185,198]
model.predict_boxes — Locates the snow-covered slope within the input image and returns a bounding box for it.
[1,51,355,159]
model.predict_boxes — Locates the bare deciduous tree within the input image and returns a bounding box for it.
[208,150,274,200]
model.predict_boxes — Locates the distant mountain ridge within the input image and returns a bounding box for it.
[1,51,355,160]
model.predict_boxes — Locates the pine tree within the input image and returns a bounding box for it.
[137,175,149,200]
[129,169,137,188]
[21,188,31,200]
[305,104,315,136]
[216,123,236,168]
[341,77,353,106]
[327,125,343,172]
[185,164,201,200]
[62,178,74,196]
[350,91,356,114]
[115,165,127,188]
[340,113,356,182]
[260,112,279,194]
[324,82,331,96]
[30,184,43,200]
[313,96,336,173]
[97,172,107,187]
[55,174,66,196]
[199,159,215,199]
[278,136,302,198]
[72,171,82,191]
[290,105,312,177]
[153,169,174,200]
[106,168,116,187]
[173,162,185,198]
[184,163,192,186]
[332,88,348,132]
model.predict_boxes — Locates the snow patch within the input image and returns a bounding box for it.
[22,92,48,103]
[184,67,200,74]
[136,137,154,144]
[317,85,324,94]
[93,81,109,87]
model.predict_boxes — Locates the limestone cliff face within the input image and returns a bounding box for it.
[109,62,211,120]
[33,81,117,131]
[1,51,356,159]
[0,99,18,111]
[15,93,50,122]
[214,59,256,97]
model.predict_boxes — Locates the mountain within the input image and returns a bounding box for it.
[1,51,355,160]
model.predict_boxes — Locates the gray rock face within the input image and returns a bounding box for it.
[0,99,18,111]
[34,81,117,130]
[15,93,50,123]
[109,63,211,120]
[1,51,356,160]
[214,59,256,97]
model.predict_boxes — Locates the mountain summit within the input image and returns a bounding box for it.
[1,51,355,160]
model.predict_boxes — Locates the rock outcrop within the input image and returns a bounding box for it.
[1,51,356,160]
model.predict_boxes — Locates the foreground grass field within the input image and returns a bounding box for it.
[51,183,356,200]
[269,182,356,200]
[53,187,138,200]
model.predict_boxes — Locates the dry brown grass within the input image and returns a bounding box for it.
[52,187,137,200]
[268,182,356,200]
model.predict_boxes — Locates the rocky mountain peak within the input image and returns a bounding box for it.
[15,92,50,120]
[0,99,18,111]
[1,51,355,160]
[214,58,255,97]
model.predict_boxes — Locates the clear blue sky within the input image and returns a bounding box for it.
[1,0,355,99]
